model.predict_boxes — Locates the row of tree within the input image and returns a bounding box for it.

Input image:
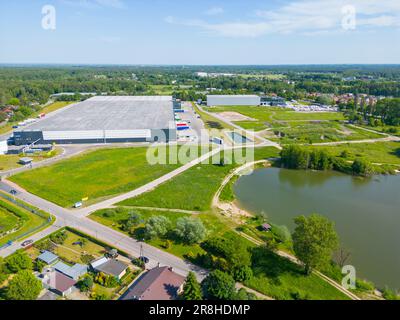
[280,145,374,177]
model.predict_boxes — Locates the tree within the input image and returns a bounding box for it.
[122,211,143,234]
[34,259,46,273]
[77,275,94,292]
[232,265,253,282]
[175,217,207,244]
[7,98,20,106]
[5,251,33,273]
[352,158,373,177]
[201,270,236,300]
[292,214,339,274]
[181,272,202,300]
[5,270,42,300]
[144,216,171,239]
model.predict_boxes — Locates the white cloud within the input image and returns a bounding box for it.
[205,7,224,16]
[165,0,400,38]
[60,0,124,9]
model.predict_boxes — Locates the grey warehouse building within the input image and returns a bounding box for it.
[207,95,261,106]
[12,96,177,146]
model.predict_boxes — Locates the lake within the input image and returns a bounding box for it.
[234,167,400,290]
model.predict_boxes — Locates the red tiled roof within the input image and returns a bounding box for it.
[50,271,77,293]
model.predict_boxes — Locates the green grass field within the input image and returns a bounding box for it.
[118,147,279,211]
[9,146,194,208]
[0,208,20,234]
[271,122,383,144]
[0,196,51,246]
[245,247,349,300]
[308,141,400,165]
[0,148,62,172]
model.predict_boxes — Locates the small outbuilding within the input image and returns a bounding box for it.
[19,157,33,165]
[37,251,59,265]
[261,223,272,232]
[54,261,88,280]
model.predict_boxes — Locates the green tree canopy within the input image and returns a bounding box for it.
[5,251,33,274]
[144,216,172,239]
[175,217,207,244]
[5,270,42,300]
[181,272,202,300]
[201,270,236,300]
[292,214,339,274]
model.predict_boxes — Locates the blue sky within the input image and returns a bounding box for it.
[0,0,399,64]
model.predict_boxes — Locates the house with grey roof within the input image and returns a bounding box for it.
[91,257,128,279]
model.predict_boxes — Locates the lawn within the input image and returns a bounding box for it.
[118,147,279,211]
[0,208,20,234]
[0,148,62,172]
[9,146,192,208]
[272,122,383,144]
[308,141,400,165]
[245,247,349,300]
[0,196,52,246]
[89,208,234,259]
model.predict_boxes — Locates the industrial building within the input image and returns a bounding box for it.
[11,96,177,146]
[207,95,261,106]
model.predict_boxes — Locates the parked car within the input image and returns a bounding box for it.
[139,256,149,264]
[21,240,33,247]
[10,189,17,195]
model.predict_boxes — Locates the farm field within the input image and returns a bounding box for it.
[118,147,280,211]
[9,146,196,208]
[0,196,52,246]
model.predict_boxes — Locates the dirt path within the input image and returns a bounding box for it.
[236,283,274,300]
[235,230,361,300]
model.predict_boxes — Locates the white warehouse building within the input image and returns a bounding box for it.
[207,95,261,107]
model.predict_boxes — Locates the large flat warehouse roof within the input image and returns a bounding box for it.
[20,96,175,132]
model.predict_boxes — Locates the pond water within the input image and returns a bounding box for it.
[234,167,400,290]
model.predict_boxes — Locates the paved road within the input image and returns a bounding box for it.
[0,179,207,279]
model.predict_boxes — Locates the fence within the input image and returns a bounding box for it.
[0,192,53,249]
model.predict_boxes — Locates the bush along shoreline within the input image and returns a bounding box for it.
[279,145,397,177]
